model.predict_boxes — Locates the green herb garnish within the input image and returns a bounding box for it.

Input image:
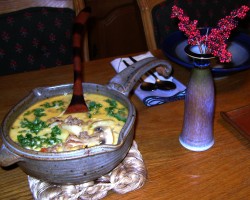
[87,101,103,118]
[33,108,46,117]
[24,108,46,117]
[17,125,62,149]
[41,100,64,108]
[105,99,127,122]
[20,117,48,134]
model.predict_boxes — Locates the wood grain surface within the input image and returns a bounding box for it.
[0,50,249,200]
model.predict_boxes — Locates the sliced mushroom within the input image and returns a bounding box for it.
[90,119,115,128]
[61,125,83,136]
[91,120,115,145]
[97,127,114,144]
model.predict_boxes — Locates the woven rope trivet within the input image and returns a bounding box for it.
[28,141,147,200]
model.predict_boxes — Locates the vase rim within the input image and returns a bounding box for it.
[184,45,215,60]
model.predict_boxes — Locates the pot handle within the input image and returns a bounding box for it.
[0,144,22,167]
[107,57,172,96]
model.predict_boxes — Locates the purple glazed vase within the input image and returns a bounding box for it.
[179,45,215,151]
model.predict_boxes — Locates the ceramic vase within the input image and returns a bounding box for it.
[179,45,215,151]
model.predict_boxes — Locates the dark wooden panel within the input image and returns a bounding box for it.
[86,0,147,59]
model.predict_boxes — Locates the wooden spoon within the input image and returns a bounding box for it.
[65,7,91,114]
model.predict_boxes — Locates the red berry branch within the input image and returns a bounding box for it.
[171,5,249,63]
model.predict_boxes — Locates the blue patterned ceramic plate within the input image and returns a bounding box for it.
[162,30,250,77]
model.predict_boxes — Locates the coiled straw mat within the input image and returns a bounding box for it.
[28,141,147,200]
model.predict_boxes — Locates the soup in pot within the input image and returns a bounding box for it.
[9,94,128,152]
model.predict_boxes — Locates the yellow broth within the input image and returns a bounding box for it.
[10,94,128,152]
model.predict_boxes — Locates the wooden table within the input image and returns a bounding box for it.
[0,50,249,200]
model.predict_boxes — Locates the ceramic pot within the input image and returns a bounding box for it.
[0,57,172,184]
